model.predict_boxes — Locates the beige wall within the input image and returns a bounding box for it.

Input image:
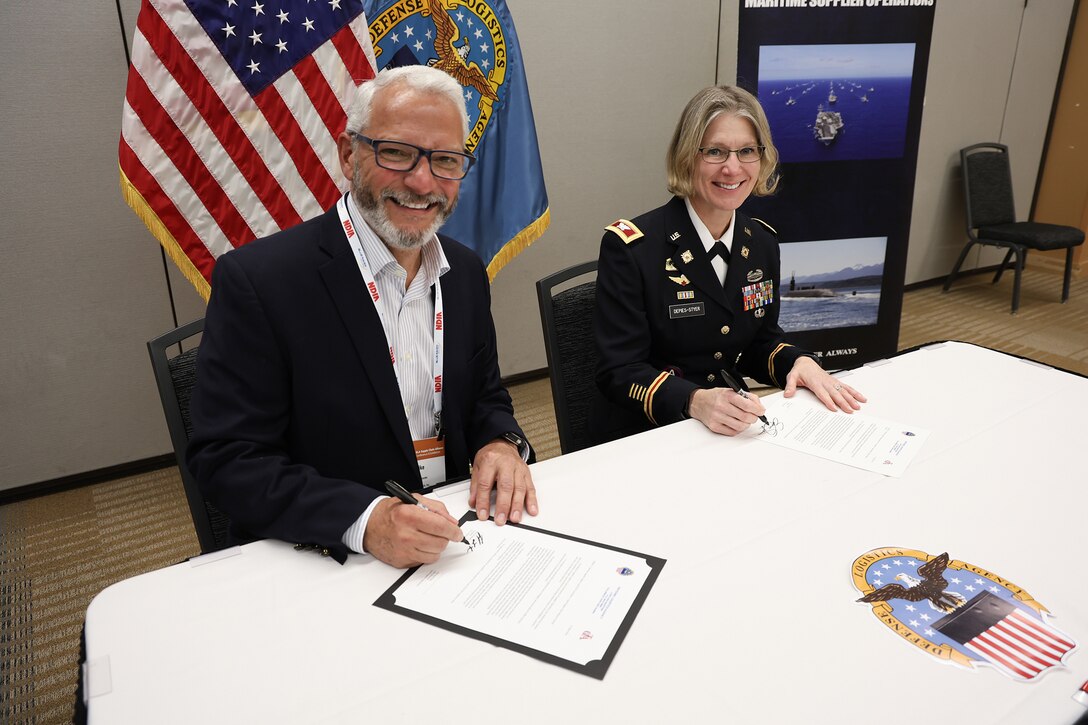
[904,0,1078,284]
[0,1,177,489]
[0,0,1076,491]
[489,0,722,374]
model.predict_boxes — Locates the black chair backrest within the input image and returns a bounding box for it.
[962,142,1017,230]
[536,261,598,454]
[147,318,231,553]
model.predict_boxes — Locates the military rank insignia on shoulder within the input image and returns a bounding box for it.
[750,217,778,236]
[853,547,1078,681]
[605,219,644,244]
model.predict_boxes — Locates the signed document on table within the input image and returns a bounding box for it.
[758,398,930,477]
[373,514,665,679]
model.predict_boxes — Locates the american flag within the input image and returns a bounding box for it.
[934,591,1077,681]
[120,0,376,299]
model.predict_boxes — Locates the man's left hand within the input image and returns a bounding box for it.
[469,439,538,526]
[783,356,867,413]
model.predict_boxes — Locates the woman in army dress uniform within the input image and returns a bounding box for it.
[591,85,865,444]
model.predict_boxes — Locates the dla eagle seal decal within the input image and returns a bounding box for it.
[368,0,509,153]
[852,548,1077,681]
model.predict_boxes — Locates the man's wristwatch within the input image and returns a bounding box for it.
[500,431,531,462]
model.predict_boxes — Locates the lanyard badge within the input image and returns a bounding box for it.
[338,194,447,481]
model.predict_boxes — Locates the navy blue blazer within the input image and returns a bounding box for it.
[187,205,523,562]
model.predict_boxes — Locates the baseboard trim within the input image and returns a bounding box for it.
[905,263,1006,293]
[905,258,1077,293]
[1029,252,1085,277]
[502,368,549,386]
[0,454,178,506]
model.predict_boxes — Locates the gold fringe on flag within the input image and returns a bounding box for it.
[119,165,212,302]
[486,207,551,282]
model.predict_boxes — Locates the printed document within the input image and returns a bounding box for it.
[374,517,664,678]
[758,398,929,476]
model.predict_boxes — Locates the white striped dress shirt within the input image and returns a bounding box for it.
[341,193,451,553]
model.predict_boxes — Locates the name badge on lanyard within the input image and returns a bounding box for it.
[413,437,446,488]
[338,194,447,484]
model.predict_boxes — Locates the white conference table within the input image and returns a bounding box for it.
[85,342,1088,724]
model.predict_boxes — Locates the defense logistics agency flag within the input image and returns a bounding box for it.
[363,0,550,276]
[120,0,376,299]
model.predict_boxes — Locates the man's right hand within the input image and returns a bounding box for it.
[363,496,464,568]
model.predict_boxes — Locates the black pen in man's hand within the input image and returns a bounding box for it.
[718,369,771,426]
[383,480,472,546]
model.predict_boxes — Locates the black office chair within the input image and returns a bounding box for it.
[147,318,231,553]
[944,142,1085,314]
[536,261,598,455]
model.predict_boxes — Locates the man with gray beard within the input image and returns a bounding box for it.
[188,66,537,569]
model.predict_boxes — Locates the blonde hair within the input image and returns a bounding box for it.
[665,85,779,198]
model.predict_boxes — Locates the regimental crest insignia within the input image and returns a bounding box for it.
[368,0,509,153]
[605,219,643,244]
[853,548,1078,681]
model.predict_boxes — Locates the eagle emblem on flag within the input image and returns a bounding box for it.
[363,0,549,277]
[368,0,506,150]
[853,547,1077,681]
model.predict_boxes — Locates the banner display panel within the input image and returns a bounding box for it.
[737,1,936,369]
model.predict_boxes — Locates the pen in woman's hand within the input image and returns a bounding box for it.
[384,480,472,546]
[718,369,770,426]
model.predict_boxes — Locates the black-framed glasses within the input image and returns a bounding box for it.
[697,145,764,164]
[351,132,475,180]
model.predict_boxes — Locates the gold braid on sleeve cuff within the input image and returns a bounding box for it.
[767,343,793,388]
[644,371,671,425]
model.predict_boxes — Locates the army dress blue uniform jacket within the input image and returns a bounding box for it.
[187,205,525,563]
[590,195,815,444]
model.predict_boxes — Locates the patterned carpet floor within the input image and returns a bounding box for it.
[899,267,1088,374]
[1,266,1085,723]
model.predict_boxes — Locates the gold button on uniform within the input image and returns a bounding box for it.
[707,373,716,383]
[713,352,723,360]
[720,325,731,335]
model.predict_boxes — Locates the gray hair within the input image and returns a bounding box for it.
[345,66,469,143]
